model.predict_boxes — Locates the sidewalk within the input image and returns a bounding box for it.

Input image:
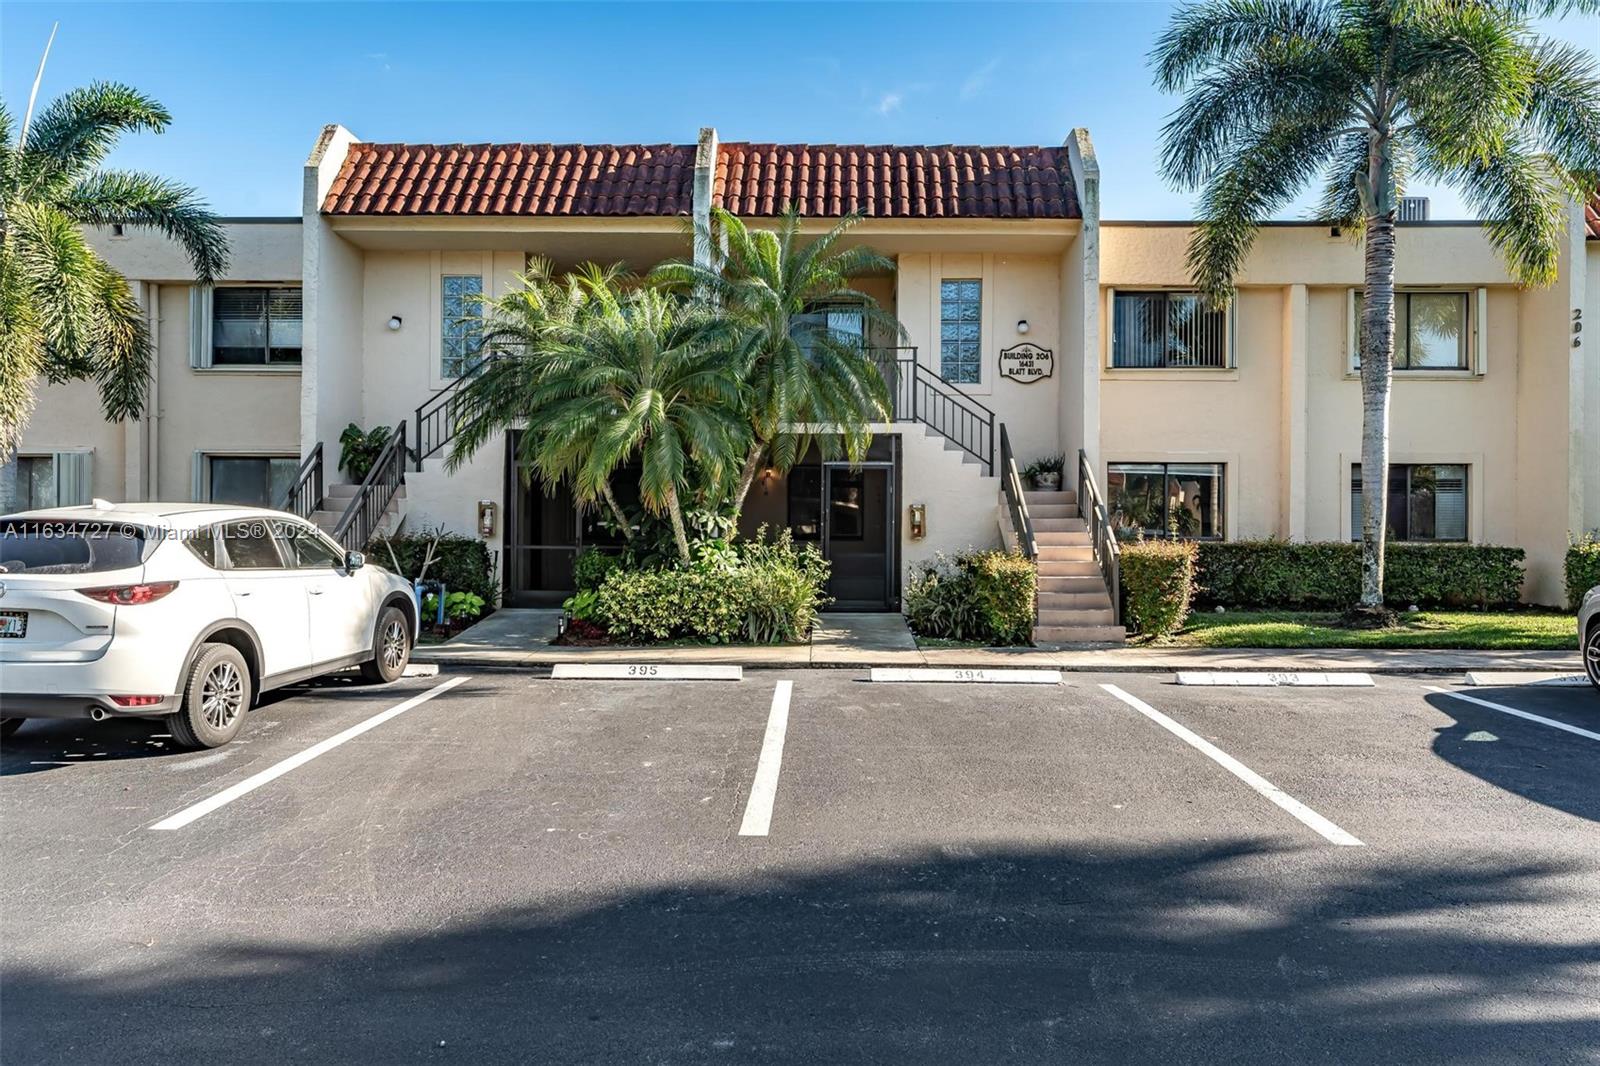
[413,609,1584,674]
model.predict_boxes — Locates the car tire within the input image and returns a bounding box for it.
[0,718,24,739]
[359,605,411,684]
[1585,622,1600,695]
[166,643,251,749]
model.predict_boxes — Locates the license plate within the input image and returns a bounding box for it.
[0,611,26,638]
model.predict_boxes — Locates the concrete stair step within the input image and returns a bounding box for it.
[1037,561,1102,579]
[1036,607,1117,626]
[325,483,407,500]
[1029,514,1086,532]
[1033,624,1126,645]
[1037,545,1094,563]
[1038,591,1113,610]
[1043,569,1107,585]
[1034,533,1093,549]
[1024,490,1077,506]
[1027,504,1079,520]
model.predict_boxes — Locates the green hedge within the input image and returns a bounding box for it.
[369,531,497,605]
[904,550,1037,646]
[1120,540,1197,637]
[1567,535,1600,611]
[593,532,829,644]
[1194,541,1525,609]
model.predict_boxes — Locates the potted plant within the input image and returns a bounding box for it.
[1022,454,1066,491]
[338,422,393,481]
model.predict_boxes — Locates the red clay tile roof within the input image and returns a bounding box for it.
[322,143,697,216]
[1586,191,1599,239]
[713,143,1078,219]
[322,140,1081,221]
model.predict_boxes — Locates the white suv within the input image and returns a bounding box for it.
[0,503,417,748]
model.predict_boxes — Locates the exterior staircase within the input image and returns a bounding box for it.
[309,482,407,541]
[1025,488,1124,645]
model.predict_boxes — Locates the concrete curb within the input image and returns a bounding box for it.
[412,648,1583,676]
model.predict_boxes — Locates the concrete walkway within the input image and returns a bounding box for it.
[412,608,1583,674]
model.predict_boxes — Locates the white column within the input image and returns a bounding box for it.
[1281,283,1309,539]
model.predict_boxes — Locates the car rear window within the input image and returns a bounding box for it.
[0,520,154,574]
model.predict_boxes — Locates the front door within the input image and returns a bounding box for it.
[821,462,895,611]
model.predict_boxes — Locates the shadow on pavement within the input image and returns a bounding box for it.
[0,675,407,776]
[3,841,1595,1065]
[1425,689,1600,825]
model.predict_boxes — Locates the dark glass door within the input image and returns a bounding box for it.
[822,462,894,610]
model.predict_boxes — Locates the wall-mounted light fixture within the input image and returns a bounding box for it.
[387,315,404,331]
[761,467,778,495]
[908,503,926,540]
[1016,319,1030,335]
[477,500,497,538]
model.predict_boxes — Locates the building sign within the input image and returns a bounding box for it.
[998,343,1054,384]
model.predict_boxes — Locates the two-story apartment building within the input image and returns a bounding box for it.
[8,125,1596,632]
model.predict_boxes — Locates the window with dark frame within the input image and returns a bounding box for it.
[939,279,982,384]
[1106,462,1226,540]
[212,287,302,366]
[1353,291,1470,370]
[209,456,298,509]
[1112,291,1228,369]
[1350,463,1467,541]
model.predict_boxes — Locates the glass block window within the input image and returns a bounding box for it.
[441,274,484,378]
[939,279,982,384]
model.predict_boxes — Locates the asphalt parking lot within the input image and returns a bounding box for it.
[2,669,1597,1064]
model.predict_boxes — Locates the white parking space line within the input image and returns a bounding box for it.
[1427,687,1600,743]
[738,680,793,838]
[149,677,469,831]
[1100,684,1365,847]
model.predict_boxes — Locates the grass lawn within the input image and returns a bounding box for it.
[1156,610,1577,650]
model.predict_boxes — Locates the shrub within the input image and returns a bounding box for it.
[1567,534,1600,610]
[369,529,497,606]
[421,590,486,625]
[592,529,829,645]
[572,548,620,592]
[904,549,1036,646]
[1120,540,1197,637]
[1193,540,1524,609]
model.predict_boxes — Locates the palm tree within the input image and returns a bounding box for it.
[652,208,900,517]
[1152,0,1600,617]
[1,82,228,456]
[448,267,749,564]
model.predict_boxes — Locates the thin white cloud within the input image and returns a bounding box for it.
[876,91,904,115]
[960,58,1000,101]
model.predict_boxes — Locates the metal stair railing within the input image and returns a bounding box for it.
[1077,449,1122,626]
[276,442,323,521]
[998,424,1037,561]
[332,420,408,551]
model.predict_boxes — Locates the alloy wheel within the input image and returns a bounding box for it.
[1586,629,1600,686]
[201,661,244,729]
[381,619,408,672]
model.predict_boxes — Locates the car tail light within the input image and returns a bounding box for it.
[77,582,179,605]
[110,695,165,708]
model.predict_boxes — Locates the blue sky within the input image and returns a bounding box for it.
[3,2,1595,220]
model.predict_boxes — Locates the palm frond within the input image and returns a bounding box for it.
[19,82,170,189]
[1150,0,1342,92]
[63,170,229,281]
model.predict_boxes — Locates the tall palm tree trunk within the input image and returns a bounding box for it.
[599,479,634,543]
[665,485,692,564]
[1357,143,1398,612]
[730,442,766,517]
